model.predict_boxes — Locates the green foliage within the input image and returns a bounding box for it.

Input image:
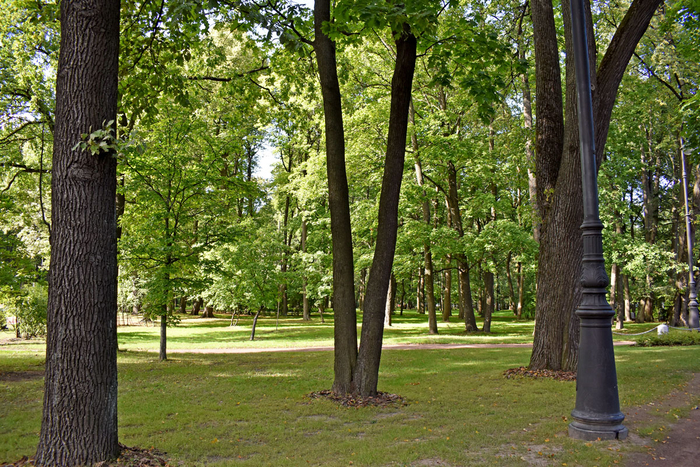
[72,120,118,155]
[636,331,700,347]
[2,283,48,338]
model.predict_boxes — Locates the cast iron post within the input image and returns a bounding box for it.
[568,0,628,440]
[680,139,700,329]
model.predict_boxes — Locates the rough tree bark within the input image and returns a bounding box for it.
[354,26,417,397]
[313,0,357,395]
[35,0,121,463]
[529,0,662,371]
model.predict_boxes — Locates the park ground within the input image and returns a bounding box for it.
[1,310,699,466]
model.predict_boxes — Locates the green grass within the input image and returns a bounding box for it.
[1,309,540,353]
[0,310,670,354]
[1,312,700,466]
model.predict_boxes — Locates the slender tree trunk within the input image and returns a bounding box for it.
[623,274,632,321]
[482,268,494,333]
[250,307,262,341]
[159,312,167,361]
[384,274,395,327]
[36,0,121,463]
[506,252,515,313]
[418,267,425,313]
[354,27,417,397]
[410,103,438,333]
[516,262,524,318]
[179,296,187,315]
[302,218,310,320]
[447,162,477,330]
[313,0,357,395]
[443,263,452,321]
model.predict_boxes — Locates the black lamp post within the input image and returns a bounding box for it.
[681,139,700,329]
[568,0,628,440]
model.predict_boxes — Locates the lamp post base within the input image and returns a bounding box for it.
[569,421,628,441]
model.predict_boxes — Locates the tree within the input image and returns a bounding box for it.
[35,0,121,463]
[529,0,663,371]
[312,0,358,395]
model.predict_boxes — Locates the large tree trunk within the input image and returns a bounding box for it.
[313,0,357,395]
[529,0,662,371]
[36,0,121,463]
[354,27,417,397]
[191,297,203,316]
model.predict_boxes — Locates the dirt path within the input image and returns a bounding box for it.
[150,341,635,354]
[624,373,700,466]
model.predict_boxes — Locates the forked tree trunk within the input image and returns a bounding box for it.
[529,0,662,371]
[313,0,357,395]
[354,27,417,397]
[35,0,121,463]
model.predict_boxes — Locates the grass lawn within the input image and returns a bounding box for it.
[1,311,699,466]
[0,309,660,353]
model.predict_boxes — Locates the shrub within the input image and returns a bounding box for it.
[635,330,700,347]
[13,283,48,338]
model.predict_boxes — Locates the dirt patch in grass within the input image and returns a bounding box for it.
[503,366,576,381]
[307,390,407,408]
[624,373,700,466]
[0,370,44,382]
[0,444,170,467]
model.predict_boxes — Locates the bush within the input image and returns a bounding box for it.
[13,283,48,338]
[635,331,700,347]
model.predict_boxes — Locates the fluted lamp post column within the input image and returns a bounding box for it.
[568,0,628,440]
